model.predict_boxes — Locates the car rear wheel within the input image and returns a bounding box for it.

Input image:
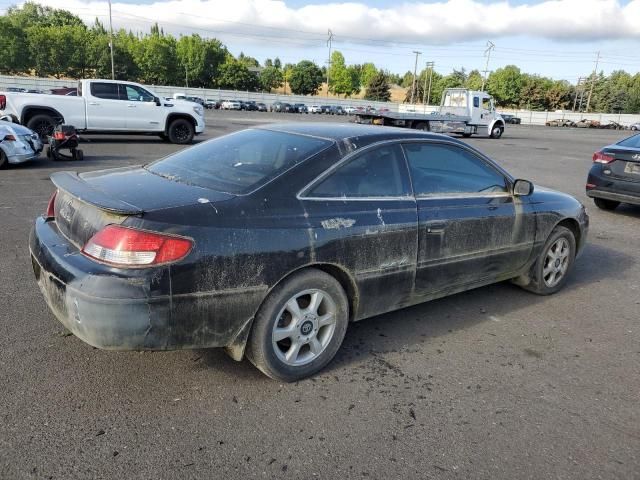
[26,114,56,141]
[167,118,194,144]
[517,225,576,296]
[246,269,349,382]
[593,198,620,211]
[0,150,7,169]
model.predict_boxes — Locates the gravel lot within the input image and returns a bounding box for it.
[1,111,638,479]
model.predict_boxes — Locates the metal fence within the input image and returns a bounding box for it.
[2,74,639,126]
[0,74,398,112]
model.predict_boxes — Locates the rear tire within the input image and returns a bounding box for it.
[246,269,349,382]
[26,114,56,141]
[0,150,7,169]
[167,118,194,144]
[74,149,84,161]
[593,198,620,211]
[462,133,472,138]
[516,226,576,296]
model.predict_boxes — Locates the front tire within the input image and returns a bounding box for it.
[594,198,620,211]
[517,226,576,295]
[167,118,194,144]
[490,124,504,139]
[246,269,349,382]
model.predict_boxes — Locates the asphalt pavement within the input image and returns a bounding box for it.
[1,111,638,479]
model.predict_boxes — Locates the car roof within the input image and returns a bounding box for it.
[258,123,458,144]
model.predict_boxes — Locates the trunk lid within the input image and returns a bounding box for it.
[603,146,640,184]
[51,167,234,248]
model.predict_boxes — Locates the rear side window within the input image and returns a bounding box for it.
[617,134,640,148]
[147,129,331,194]
[403,143,506,196]
[308,144,410,198]
[90,82,119,100]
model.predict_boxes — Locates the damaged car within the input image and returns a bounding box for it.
[30,124,589,381]
[0,119,42,168]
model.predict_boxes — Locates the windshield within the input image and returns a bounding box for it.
[617,134,640,148]
[146,129,332,194]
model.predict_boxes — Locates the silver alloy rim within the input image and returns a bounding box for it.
[493,126,502,137]
[272,289,337,367]
[543,237,570,288]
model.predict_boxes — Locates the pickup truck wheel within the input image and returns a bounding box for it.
[246,269,349,382]
[27,114,56,141]
[167,119,194,144]
[490,125,504,139]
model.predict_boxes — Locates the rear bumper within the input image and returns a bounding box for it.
[29,217,259,351]
[587,167,640,205]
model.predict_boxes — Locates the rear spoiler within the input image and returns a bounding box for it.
[50,171,143,215]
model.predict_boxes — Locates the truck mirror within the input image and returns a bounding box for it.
[154,97,161,106]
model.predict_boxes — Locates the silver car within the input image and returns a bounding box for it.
[631,123,640,131]
[0,120,43,168]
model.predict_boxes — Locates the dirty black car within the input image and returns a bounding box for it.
[30,124,589,381]
[587,133,640,210]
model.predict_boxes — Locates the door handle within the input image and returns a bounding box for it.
[88,102,100,106]
[127,104,137,108]
[425,221,447,233]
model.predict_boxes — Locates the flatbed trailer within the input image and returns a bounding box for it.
[355,89,506,139]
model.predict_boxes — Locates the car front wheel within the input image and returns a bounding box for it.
[246,269,349,382]
[517,225,576,295]
[167,118,194,144]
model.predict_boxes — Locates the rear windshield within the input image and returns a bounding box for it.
[617,134,640,148]
[146,129,331,194]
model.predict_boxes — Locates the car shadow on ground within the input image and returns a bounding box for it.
[10,156,131,169]
[78,136,205,145]
[200,241,633,381]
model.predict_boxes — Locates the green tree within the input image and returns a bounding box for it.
[361,63,378,89]
[328,51,355,96]
[176,34,226,87]
[132,25,178,85]
[466,69,483,90]
[216,56,259,91]
[259,65,283,92]
[487,65,523,107]
[0,16,28,73]
[27,24,89,78]
[288,60,323,95]
[364,71,391,101]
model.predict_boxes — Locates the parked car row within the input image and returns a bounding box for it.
[201,99,376,115]
[546,118,634,130]
[498,113,522,124]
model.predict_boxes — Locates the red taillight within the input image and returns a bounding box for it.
[3,134,16,141]
[45,190,57,218]
[0,94,6,110]
[593,151,614,164]
[53,131,66,140]
[82,225,193,267]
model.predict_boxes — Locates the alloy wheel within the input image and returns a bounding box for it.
[542,237,570,288]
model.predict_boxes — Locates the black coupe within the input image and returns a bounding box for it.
[587,133,640,210]
[30,124,589,381]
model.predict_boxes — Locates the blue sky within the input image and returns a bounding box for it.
[11,0,640,82]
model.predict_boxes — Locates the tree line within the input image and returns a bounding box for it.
[1,2,639,112]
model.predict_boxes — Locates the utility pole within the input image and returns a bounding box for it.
[585,51,600,113]
[326,29,334,97]
[185,65,188,88]
[572,77,584,112]
[410,50,421,105]
[425,61,435,106]
[108,0,115,80]
[481,40,495,91]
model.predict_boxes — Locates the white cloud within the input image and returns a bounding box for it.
[31,0,640,44]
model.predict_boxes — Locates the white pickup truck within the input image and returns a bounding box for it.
[0,79,205,144]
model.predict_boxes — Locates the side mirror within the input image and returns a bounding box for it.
[513,179,534,196]
[154,97,161,106]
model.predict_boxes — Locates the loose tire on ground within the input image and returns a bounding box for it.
[167,118,194,144]
[516,225,576,296]
[593,198,620,211]
[246,269,349,382]
[26,114,56,141]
